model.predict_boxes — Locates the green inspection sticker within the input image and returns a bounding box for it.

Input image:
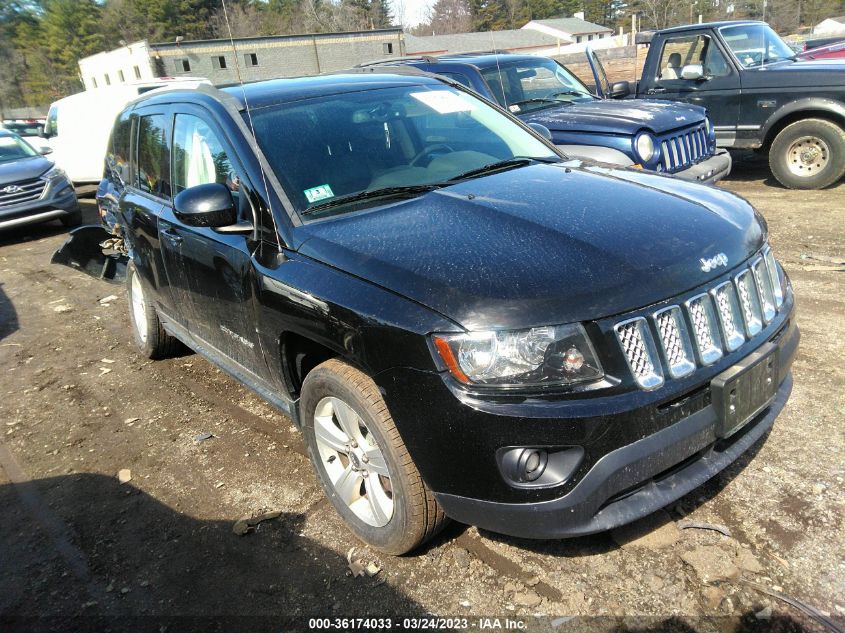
[304,184,334,203]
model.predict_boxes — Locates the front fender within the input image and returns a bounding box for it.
[761,97,845,141]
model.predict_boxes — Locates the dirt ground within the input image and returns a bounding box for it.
[1,156,843,632]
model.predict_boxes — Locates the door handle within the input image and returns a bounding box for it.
[161,228,183,246]
[647,87,667,94]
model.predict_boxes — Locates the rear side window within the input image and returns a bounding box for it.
[135,114,170,198]
[107,111,132,185]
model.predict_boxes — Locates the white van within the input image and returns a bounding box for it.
[42,78,210,184]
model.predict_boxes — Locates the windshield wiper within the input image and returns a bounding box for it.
[509,98,559,108]
[301,184,442,216]
[548,90,590,98]
[447,156,557,183]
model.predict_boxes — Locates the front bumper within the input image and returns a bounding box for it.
[0,183,79,231]
[672,148,732,184]
[377,304,798,540]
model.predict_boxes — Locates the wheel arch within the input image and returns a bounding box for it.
[761,100,845,150]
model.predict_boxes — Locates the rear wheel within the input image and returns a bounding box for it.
[301,358,447,555]
[126,263,179,359]
[769,118,845,189]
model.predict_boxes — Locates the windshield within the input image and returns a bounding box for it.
[479,58,594,113]
[720,24,794,68]
[249,84,557,218]
[4,122,43,136]
[0,133,39,164]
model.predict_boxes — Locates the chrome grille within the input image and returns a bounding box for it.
[751,257,776,324]
[764,247,784,308]
[615,248,787,389]
[660,125,709,172]
[615,318,663,390]
[0,177,46,208]
[711,282,745,352]
[735,269,763,337]
[686,294,723,365]
[654,306,695,378]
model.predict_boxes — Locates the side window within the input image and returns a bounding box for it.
[135,114,170,198]
[438,72,473,89]
[171,114,236,194]
[657,35,707,80]
[44,106,59,137]
[107,111,132,185]
[703,40,731,77]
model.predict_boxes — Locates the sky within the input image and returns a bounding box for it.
[393,0,434,27]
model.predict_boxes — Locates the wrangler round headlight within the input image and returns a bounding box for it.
[433,324,603,387]
[635,133,656,162]
[705,116,716,141]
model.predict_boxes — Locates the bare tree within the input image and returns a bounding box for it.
[413,0,473,34]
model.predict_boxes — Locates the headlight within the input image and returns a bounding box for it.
[432,323,603,387]
[705,116,716,141]
[635,133,656,162]
[42,166,69,183]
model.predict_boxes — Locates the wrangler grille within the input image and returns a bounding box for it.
[659,125,710,172]
[615,246,785,390]
[0,177,46,208]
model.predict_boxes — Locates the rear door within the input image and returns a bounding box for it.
[643,32,741,143]
[121,106,179,315]
[159,105,266,374]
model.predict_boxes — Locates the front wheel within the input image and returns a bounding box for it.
[301,358,448,555]
[769,118,845,189]
[126,263,180,359]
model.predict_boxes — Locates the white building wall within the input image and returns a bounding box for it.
[78,41,157,91]
[813,18,845,34]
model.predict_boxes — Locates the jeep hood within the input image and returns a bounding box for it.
[518,99,707,136]
[296,162,765,331]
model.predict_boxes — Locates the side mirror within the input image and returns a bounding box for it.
[174,182,240,229]
[38,146,53,155]
[609,81,631,98]
[527,122,552,141]
[681,64,705,80]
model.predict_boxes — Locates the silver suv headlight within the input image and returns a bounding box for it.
[635,133,656,162]
[42,165,70,184]
[432,324,603,387]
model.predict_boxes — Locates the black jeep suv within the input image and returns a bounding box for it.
[60,71,798,554]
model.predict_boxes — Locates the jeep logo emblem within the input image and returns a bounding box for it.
[700,252,729,272]
[1,185,23,194]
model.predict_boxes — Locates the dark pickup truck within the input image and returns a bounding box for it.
[589,20,845,189]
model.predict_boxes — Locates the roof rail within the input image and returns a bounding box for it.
[336,65,435,78]
[356,55,441,67]
[441,49,514,56]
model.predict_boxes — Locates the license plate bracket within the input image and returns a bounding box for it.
[711,343,779,438]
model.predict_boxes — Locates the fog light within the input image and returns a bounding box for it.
[497,446,584,489]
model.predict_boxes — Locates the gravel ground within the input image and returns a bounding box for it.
[0,157,843,632]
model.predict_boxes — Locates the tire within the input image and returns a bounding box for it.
[126,263,180,359]
[301,358,448,555]
[60,209,82,227]
[769,118,845,189]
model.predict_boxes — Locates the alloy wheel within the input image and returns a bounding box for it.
[313,396,394,527]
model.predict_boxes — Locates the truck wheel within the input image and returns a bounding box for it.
[769,118,845,189]
[301,358,448,555]
[126,263,179,359]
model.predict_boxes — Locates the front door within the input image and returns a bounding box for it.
[644,32,741,146]
[159,107,266,374]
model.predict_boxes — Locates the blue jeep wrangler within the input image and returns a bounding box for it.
[360,52,732,183]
